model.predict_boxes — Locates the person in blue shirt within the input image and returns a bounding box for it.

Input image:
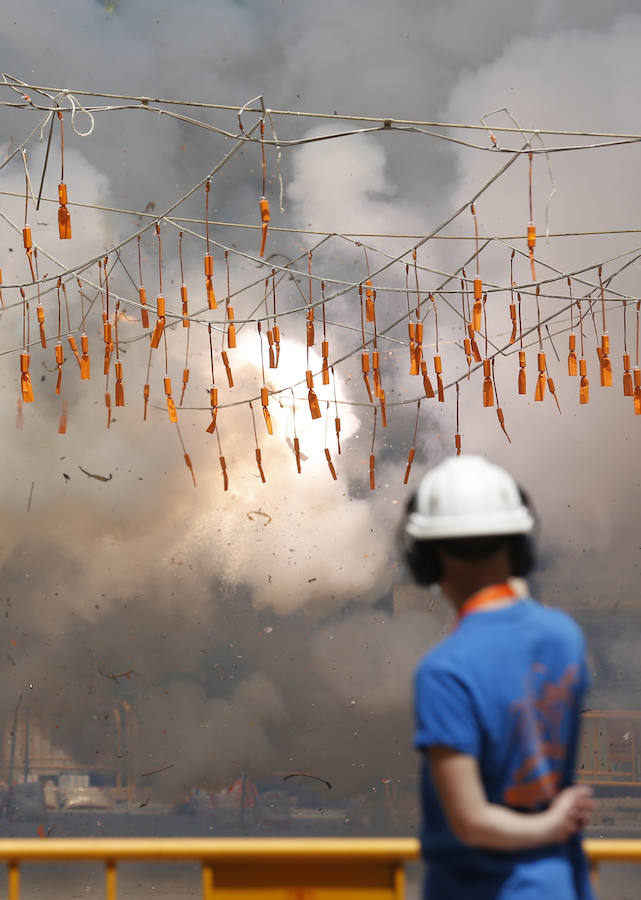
[403,455,596,900]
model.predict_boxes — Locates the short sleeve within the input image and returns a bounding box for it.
[413,662,481,757]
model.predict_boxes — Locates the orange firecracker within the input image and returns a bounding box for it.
[470,204,483,332]
[203,180,217,308]
[206,387,218,434]
[180,368,190,405]
[567,278,578,375]
[526,154,537,279]
[404,447,415,484]
[579,357,589,405]
[181,284,189,328]
[261,386,273,435]
[226,306,236,349]
[472,282,483,332]
[434,354,445,403]
[267,329,276,369]
[372,349,382,399]
[322,339,330,385]
[460,269,474,381]
[103,314,113,376]
[414,320,424,372]
[527,222,536,280]
[534,351,546,401]
[55,341,64,394]
[568,333,578,376]
[622,298,632,396]
[105,391,112,429]
[183,451,197,488]
[293,437,302,474]
[56,112,72,239]
[324,447,338,480]
[464,336,472,373]
[306,307,315,347]
[421,360,435,399]
[408,321,418,375]
[80,333,90,380]
[361,349,374,403]
[380,389,387,427]
[454,384,462,455]
[221,351,234,388]
[115,359,125,407]
[205,256,216,309]
[256,447,266,483]
[143,382,150,421]
[598,267,612,386]
[270,278,281,369]
[58,400,67,434]
[633,367,641,415]
[468,323,482,363]
[482,358,494,407]
[150,294,165,349]
[138,285,149,329]
[306,369,321,419]
[369,454,375,491]
[37,303,46,348]
[259,196,270,257]
[219,455,229,491]
[509,303,517,344]
[404,403,421,483]
[600,333,612,387]
[547,374,561,414]
[163,376,178,423]
[58,182,71,240]
[67,335,80,368]
[258,118,270,256]
[137,236,150,328]
[20,351,34,403]
[365,280,375,322]
[518,352,527,395]
[623,354,633,397]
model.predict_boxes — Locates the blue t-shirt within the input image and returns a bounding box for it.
[413,598,595,900]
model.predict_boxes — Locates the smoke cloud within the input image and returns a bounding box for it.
[0,0,640,812]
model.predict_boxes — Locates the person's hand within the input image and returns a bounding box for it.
[546,785,596,843]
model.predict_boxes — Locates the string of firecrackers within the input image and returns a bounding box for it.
[3,109,640,495]
[8,189,641,488]
[5,75,641,161]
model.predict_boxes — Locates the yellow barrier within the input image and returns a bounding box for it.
[0,837,421,900]
[0,837,637,898]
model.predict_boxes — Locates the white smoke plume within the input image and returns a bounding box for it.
[0,0,639,808]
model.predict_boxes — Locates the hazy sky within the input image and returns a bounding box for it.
[0,0,640,803]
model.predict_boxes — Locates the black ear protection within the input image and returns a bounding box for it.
[402,488,537,588]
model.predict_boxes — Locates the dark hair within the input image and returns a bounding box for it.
[401,490,536,587]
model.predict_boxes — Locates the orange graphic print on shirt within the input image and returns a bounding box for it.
[503,662,580,809]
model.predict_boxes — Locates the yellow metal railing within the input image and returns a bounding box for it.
[0,837,637,898]
[0,837,421,900]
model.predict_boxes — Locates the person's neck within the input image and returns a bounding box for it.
[442,560,514,615]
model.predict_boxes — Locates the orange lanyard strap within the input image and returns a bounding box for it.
[458,582,518,621]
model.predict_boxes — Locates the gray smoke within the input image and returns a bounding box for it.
[0,0,640,808]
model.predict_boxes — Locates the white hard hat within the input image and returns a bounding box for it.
[405,455,535,540]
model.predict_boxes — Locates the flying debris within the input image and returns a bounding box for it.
[78,466,113,482]
[98,667,134,683]
[247,509,272,525]
[140,763,175,778]
[283,772,332,790]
